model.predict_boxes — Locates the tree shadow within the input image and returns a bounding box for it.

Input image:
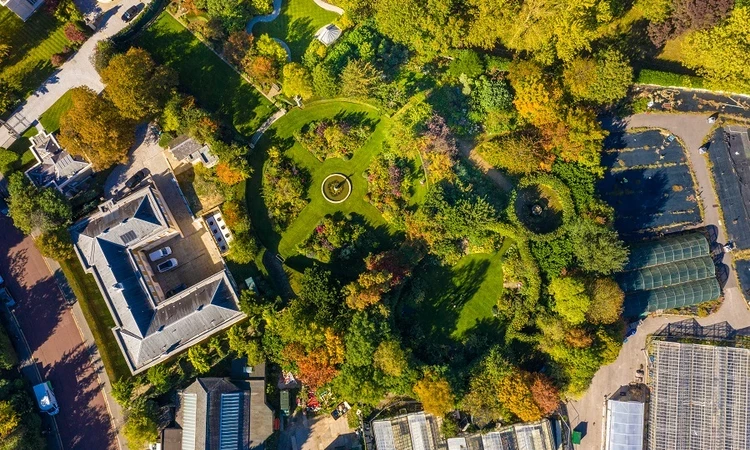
[285,17,315,61]
[40,342,116,449]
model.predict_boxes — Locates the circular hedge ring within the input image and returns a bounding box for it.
[507,174,574,240]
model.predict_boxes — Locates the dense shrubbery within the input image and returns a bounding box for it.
[262,147,309,231]
[365,153,414,221]
[294,119,372,161]
[297,215,369,263]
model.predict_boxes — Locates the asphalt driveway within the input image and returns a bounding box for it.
[0,217,116,450]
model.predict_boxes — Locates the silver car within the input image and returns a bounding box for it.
[157,258,178,273]
[149,246,172,261]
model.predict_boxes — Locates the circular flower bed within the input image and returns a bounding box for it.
[321,173,352,204]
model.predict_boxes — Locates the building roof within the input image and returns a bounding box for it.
[315,24,342,46]
[0,0,44,21]
[648,331,750,450]
[605,400,644,450]
[624,232,709,271]
[168,135,219,167]
[176,378,273,450]
[162,428,183,450]
[25,130,91,195]
[71,185,245,373]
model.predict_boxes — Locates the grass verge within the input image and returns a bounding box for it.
[58,258,132,381]
[39,89,73,133]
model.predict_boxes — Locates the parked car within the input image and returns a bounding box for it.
[165,283,187,298]
[124,169,148,190]
[33,382,59,416]
[708,113,719,124]
[0,276,15,308]
[157,258,178,273]
[148,246,172,261]
[121,5,140,22]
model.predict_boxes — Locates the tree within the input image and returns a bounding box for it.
[497,370,544,422]
[187,345,212,374]
[312,65,339,98]
[0,325,18,370]
[255,33,288,63]
[282,63,314,100]
[563,50,633,104]
[682,7,750,93]
[93,39,116,73]
[227,232,258,264]
[0,148,19,174]
[339,59,382,99]
[146,364,171,396]
[36,229,75,260]
[529,373,560,415]
[59,87,135,170]
[413,371,455,416]
[102,48,177,120]
[0,44,10,64]
[64,23,87,44]
[0,400,20,439]
[7,173,72,234]
[244,55,278,86]
[548,277,591,325]
[476,133,551,175]
[123,399,159,450]
[373,340,409,377]
[373,0,458,57]
[568,218,629,275]
[297,266,344,327]
[530,239,574,278]
[111,378,135,407]
[586,277,624,324]
[215,162,246,185]
[223,31,254,66]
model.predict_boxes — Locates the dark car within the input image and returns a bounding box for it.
[121,5,140,22]
[124,169,148,190]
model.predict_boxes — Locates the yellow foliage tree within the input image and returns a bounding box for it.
[413,372,455,416]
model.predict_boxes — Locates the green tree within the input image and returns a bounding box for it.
[682,7,750,93]
[0,149,19,174]
[0,400,20,439]
[373,340,409,377]
[93,39,116,73]
[102,47,177,120]
[36,229,75,261]
[586,277,624,324]
[530,239,575,278]
[312,65,339,98]
[187,345,212,374]
[111,378,135,407]
[255,34,288,64]
[373,0,459,57]
[563,50,633,104]
[568,218,628,274]
[7,173,72,234]
[123,399,159,450]
[297,266,345,327]
[548,277,591,325]
[59,87,135,170]
[0,324,18,370]
[476,133,550,175]
[146,364,171,396]
[282,63,314,100]
[226,232,258,264]
[339,59,382,99]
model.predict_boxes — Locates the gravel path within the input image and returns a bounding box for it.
[246,0,282,33]
[312,0,343,14]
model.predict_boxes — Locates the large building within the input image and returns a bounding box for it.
[164,373,273,450]
[71,183,245,374]
[647,320,750,450]
[1,0,44,21]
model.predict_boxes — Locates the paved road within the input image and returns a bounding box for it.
[0,218,116,450]
[0,0,151,149]
[570,112,750,450]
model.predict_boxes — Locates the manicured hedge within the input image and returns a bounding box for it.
[636,69,705,89]
[506,174,575,241]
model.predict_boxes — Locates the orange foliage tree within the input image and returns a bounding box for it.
[216,162,247,185]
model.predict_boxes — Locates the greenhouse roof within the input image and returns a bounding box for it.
[624,233,709,271]
[605,399,644,450]
[623,277,720,317]
[617,255,715,292]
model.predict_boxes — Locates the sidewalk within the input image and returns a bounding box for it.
[40,254,129,450]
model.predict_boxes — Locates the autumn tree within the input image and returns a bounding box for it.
[339,59,382,99]
[59,87,135,170]
[497,370,543,421]
[373,340,409,377]
[548,276,591,325]
[529,373,559,416]
[345,249,413,309]
[37,229,75,260]
[215,162,246,185]
[64,23,87,44]
[7,173,72,234]
[244,55,278,86]
[223,31,254,66]
[476,132,551,175]
[682,7,750,93]
[586,277,624,324]
[102,48,177,120]
[0,400,20,439]
[413,371,455,416]
[282,63,314,100]
[563,50,633,104]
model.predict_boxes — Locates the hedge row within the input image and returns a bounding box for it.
[636,69,705,89]
[506,174,576,241]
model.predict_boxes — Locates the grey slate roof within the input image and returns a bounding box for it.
[25,131,91,195]
[176,378,273,450]
[168,135,219,167]
[71,185,245,373]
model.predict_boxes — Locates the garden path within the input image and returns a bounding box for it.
[456,139,513,192]
[246,0,283,33]
[312,0,343,14]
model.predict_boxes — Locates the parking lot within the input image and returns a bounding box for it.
[599,130,701,236]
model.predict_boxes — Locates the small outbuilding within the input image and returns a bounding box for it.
[315,24,342,46]
[167,135,219,168]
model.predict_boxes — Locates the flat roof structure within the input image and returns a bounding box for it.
[605,400,644,450]
[373,412,444,450]
[71,183,245,374]
[647,323,750,450]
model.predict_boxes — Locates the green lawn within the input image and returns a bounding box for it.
[404,248,508,341]
[2,128,38,176]
[246,99,427,274]
[253,0,339,61]
[136,12,275,135]
[38,89,72,133]
[58,258,132,381]
[0,7,71,118]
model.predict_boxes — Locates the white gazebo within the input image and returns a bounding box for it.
[315,24,342,46]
